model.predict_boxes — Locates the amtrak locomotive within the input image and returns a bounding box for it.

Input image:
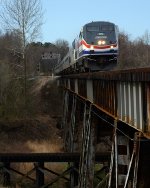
[54,21,119,74]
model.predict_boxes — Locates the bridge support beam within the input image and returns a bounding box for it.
[69,94,77,152]
[35,162,44,187]
[3,162,11,187]
[108,120,142,188]
[63,90,80,187]
[70,162,79,187]
[108,120,131,188]
[124,132,141,188]
[78,103,95,188]
[63,90,69,149]
[108,120,116,188]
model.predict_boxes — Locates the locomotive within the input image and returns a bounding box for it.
[54,21,119,74]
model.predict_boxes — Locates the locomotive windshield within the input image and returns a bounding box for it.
[84,24,116,45]
[87,26,99,32]
[87,25,114,32]
[101,25,114,31]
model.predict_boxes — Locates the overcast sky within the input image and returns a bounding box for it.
[41,0,150,44]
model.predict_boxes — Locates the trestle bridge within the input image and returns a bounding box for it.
[1,68,150,188]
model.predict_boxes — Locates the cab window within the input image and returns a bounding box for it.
[87,26,99,32]
[101,25,114,31]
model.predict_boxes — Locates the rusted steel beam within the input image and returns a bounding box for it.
[0,152,110,163]
[5,167,35,181]
[62,67,150,82]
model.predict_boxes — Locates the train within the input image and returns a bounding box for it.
[54,21,119,75]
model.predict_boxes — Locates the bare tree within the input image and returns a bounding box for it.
[0,0,43,48]
[55,39,69,60]
[141,30,150,65]
[0,0,43,115]
[118,31,150,69]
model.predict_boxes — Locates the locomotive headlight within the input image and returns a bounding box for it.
[110,45,114,49]
[98,40,102,45]
[98,40,106,45]
[102,41,106,45]
[90,45,94,50]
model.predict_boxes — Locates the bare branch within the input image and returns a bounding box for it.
[0,0,43,51]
